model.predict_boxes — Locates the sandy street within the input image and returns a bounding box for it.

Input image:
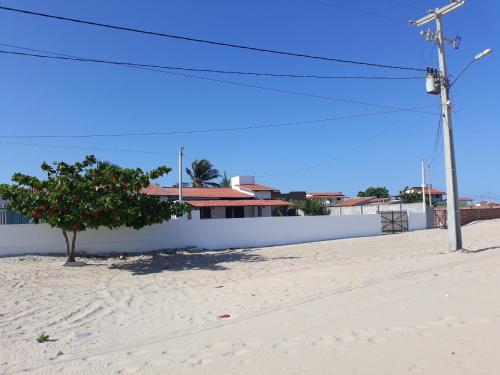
[1,219,500,374]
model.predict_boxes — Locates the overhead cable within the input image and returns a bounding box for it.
[0,5,425,71]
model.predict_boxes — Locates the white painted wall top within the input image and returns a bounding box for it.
[230,176,255,187]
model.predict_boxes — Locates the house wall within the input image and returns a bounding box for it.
[432,195,444,204]
[244,206,254,217]
[0,213,382,256]
[208,207,226,219]
[195,206,273,219]
[253,191,272,199]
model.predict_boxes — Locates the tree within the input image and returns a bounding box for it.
[293,199,326,216]
[186,159,221,187]
[399,190,423,203]
[0,155,189,263]
[357,186,390,199]
[219,171,231,188]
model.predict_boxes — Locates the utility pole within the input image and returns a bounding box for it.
[421,160,427,213]
[178,146,184,202]
[411,1,464,251]
[426,163,432,207]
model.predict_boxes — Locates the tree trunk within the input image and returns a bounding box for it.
[69,230,77,262]
[62,230,72,261]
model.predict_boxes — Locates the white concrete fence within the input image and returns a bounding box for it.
[328,202,425,215]
[0,213,382,257]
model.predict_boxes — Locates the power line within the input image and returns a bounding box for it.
[0,49,424,81]
[0,107,434,139]
[0,5,425,72]
[0,140,179,156]
[305,0,407,23]
[0,43,437,116]
[428,114,443,167]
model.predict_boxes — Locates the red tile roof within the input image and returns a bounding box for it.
[141,184,167,196]
[186,199,289,207]
[367,198,391,205]
[336,197,377,207]
[458,197,473,202]
[141,184,252,198]
[307,192,345,198]
[409,187,446,195]
[235,184,278,192]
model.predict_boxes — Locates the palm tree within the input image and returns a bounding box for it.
[293,199,326,216]
[186,159,221,187]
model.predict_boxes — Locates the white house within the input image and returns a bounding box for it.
[403,186,446,206]
[142,176,289,219]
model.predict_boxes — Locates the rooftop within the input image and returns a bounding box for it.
[336,197,378,207]
[307,192,345,198]
[141,185,253,199]
[186,199,289,207]
[408,187,446,195]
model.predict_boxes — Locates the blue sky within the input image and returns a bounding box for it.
[0,0,498,199]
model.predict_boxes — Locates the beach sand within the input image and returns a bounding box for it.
[1,219,500,374]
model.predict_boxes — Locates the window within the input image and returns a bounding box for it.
[234,206,244,218]
[226,206,244,218]
[200,207,211,219]
[258,206,262,217]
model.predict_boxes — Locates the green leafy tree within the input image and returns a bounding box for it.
[0,155,189,263]
[399,190,423,203]
[293,199,326,216]
[357,186,390,199]
[219,171,231,188]
[186,159,221,187]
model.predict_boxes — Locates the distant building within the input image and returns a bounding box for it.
[335,196,380,207]
[142,176,288,219]
[403,186,446,206]
[272,191,307,201]
[306,192,347,206]
[473,200,499,207]
[458,197,473,206]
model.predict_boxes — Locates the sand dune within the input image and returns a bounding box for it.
[1,219,500,374]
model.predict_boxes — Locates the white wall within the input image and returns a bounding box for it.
[407,211,428,231]
[329,202,425,216]
[0,214,382,256]
[230,176,255,186]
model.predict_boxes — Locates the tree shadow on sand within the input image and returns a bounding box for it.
[108,248,298,275]
[461,245,500,254]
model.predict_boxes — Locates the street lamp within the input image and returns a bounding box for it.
[451,48,493,87]
[474,48,492,61]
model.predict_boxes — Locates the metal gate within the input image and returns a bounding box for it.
[434,209,447,228]
[380,211,408,233]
